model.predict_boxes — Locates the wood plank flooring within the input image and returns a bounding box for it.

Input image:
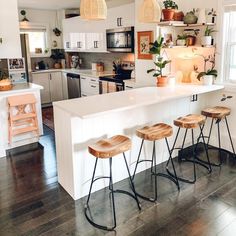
[0,126,236,236]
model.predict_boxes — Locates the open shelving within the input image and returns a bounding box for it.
[158,21,215,27]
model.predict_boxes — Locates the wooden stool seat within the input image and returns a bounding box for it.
[174,114,206,129]
[88,135,131,159]
[136,123,173,141]
[201,106,231,119]
[8,93,39,144]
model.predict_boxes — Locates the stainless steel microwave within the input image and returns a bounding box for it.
[106,27,134,53]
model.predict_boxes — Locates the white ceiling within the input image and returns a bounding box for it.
[17,0,134,10]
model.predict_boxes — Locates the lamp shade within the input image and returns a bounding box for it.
[80,0,107,20]
[139,0,161,23]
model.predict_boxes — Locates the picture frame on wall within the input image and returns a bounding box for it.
[137,31,153,60]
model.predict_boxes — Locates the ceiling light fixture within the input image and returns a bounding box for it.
[80,0,107,20]
[20,10,29,22]
[139,0,161,23]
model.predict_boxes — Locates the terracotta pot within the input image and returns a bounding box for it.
[186,36,196,46]
[162,9,175,21]
[54,62,61,69]
[157,76,168,87]
[174,11,184,21]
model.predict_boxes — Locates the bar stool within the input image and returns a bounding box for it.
[8,94,39,144]
[199,106,236,166]
[84,135,141,231]
[167,114,212,184]
[132,123,180,202]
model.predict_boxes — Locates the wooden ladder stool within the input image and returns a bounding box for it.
[132,123,180,202]
[84,135,141,231]
[8,94,39,144]
[166,114,212,184]
[199,106,236,166]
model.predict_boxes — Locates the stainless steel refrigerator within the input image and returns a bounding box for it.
[20,34,32,82]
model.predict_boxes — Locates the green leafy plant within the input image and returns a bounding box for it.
[177,34,188,40]
[163,0,178,9]
[147,36,171,77]
[204,26,217,36]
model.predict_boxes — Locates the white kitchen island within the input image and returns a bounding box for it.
[53,84,224,200]
[0,83,43,158]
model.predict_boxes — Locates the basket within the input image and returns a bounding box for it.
[0,84,13,91]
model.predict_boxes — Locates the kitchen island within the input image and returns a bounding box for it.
[0,83,43,158]
[53,84,224,200]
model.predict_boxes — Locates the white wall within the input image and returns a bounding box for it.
[18,8,64,49]
[134,0,218,84]
[0,0,21,58]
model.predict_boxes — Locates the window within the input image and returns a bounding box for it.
[222,6,236,82]
[20,24,48,56]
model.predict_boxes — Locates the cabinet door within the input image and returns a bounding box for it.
[70,33,86,51]
[49,72,64,102]
[32,73,51,104]
[86,33,105,52]
[81,76,99,96]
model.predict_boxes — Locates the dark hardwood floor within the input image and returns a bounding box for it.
[0,126,236,236]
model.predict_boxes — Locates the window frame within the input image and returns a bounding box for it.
[19,22,51,58]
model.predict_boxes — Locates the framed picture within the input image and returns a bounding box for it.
[7,58,25,72]
[137,31,153,60]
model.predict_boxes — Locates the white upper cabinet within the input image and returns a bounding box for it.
[62,3,135,52]
[105,3,135,29]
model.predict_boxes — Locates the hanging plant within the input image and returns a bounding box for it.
[53,27,62,37]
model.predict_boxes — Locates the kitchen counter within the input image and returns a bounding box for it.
[53,84,224,200]
[0,83,43,158]
[54,84,224,119]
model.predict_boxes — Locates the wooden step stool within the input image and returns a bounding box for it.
[8,94,39,144]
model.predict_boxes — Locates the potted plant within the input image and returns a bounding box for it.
[50,49,65,69]
[147,36,171,87]
[201,26,217,46]
[162,0,178,21]
[176,34,187,46]
[183,9,198,24]
[197,54,217,85]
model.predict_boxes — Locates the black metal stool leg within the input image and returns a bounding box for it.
[225,117,236,158]
[132,139,144,180]
[123,153,141,210]
[207,118,214,146]
[178,129,188,162]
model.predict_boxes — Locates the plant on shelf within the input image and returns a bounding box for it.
[183,8,198,24]
[176,34,187,46]
[201,26,217,46]
[147,36,171,87]
[162,0,178,21]
[197,53,217,85]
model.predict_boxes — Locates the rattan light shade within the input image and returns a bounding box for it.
[80,0,107,20]
[139,0,161,23]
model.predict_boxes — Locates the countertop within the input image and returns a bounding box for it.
[53,84,224,119]
[32,69,115,78]
[0,83,43,96]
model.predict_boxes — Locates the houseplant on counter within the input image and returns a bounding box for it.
[162,0,178,21]
[197,54,217,85]
[147,36,171,87]
[201,26,217,46]
[50,49,65,69]
[176,34,187,46]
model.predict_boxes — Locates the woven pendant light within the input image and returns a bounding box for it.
[80,0,107,20]
[139,0,161,23]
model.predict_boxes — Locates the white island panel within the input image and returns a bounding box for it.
[54,85,224,200]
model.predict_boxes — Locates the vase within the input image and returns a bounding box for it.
[162,9,175,21]
[157,76,168,87]
[183,12,198,24]
[201,36,212,46]
[203,75,214,85]
[176,39,186,46]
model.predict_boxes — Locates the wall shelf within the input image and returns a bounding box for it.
[158,21,215,27]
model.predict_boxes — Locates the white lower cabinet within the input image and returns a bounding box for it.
[80,76,99,97]
[32,72,64,104]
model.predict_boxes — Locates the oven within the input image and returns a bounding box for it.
[99,76,125,94]
[106,27,134,53]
